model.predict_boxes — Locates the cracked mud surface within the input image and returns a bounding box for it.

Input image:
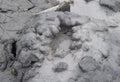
[0,0,59,40]
[1,0,120,82]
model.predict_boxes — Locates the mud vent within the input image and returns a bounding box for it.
[50,24,73,55]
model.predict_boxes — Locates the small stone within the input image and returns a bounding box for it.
[78,56,99,72]
[53,62,68,72]
[99,0,120,12]
[11,68,18,76]
[85,0,93,2]
[81,44,89,51]
[18,50,40,68]
[54,48,66,58]
[56,1,70,12]
[70,41,82,50]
